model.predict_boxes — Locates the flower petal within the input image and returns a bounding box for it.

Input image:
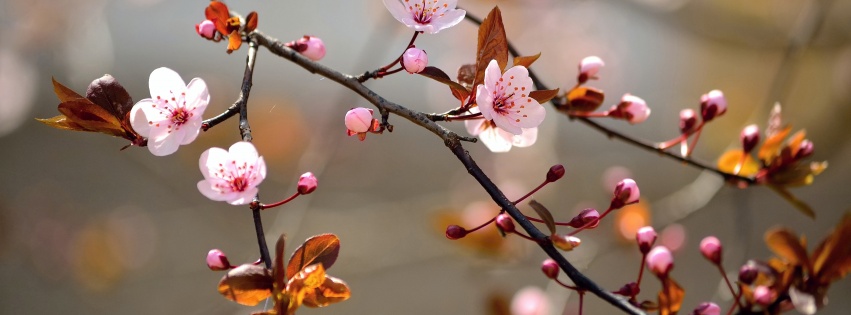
[228,141,260,165]
[199,147,230,178]
[491,113,523,135]
[479,126,512,152]
[512,128,538,148]
[185,78,210,112]
[483,60,502,95]
[430,8,466,33]
[509,98,546,129]
[179,118,202,145]
[147,128,181,156]
[148,67,186,100]
[382,0,410,25]
[198,178,230,201]
[228,187,258,205]
[476,88,495,121]
[130,99,153,136]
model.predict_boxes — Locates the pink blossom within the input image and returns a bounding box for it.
[197,141,267,205]
[294,36,326,61]
[578,56,604,82]
[693,302,721,315]
[475,59,546,135]
[297,172,318,195]
[465,106,538,152]
[699,236,722,264]
[196,20,216,39]
[609,94,650,124]
[383,0,466,34]
[510,286,551,315]
[130,67,209,156]
[700,89,727,121]
[636,226,657,254]
[611,178,640,209]
[206,249,231,271]
[402,47,428,73]
[646,245,673,277]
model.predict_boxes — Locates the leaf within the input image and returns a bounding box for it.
[717,149,760,177]
[36,115,86,131]
[472,6,509,92]
[812,212,851,283]
[418,66,471,102]
[457,64,477,90]
[513,53,541,68]
[57,99,126,137]
[766,102,784,139]
[273,234,287,289]
[657,277,685,315]
[528,200,556,234]
[529,88,559,105]
[565,86,605,112]
[227,30,242,54]
[302,276,351,308]
[218,264,274,306]
[758,125,791,163]
[767,184,816,218]
[245,11,258,33]
[52,77,84,102]
[765,227,811,270]
[205,0,231,35]
[85,74,134,124]
[769,162,825,187]
[287,234,340,280]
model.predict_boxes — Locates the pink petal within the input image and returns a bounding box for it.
[148,67,186,100]
[509,99,546,129]
[383,0,410,25]
[147,129,181,156]
[130,99,154,136]
[179,118,202,145]
[254,156,267,182]
[483,60,502,94]
[199,147,229,178]
[228,187,258,205]
[491,113,523,135]
[185,77,210,112]
[197,179,230,201]
[511,128,538,148]
[475,88,495,121]
[479,126,512,152]
[228,142,259,166]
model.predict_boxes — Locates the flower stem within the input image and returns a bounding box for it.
[633,255,646,300]
[513,181,548,205]
[260,191,300,210]
[717,264,745,309]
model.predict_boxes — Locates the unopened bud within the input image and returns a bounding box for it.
[636,226,657,254]
[345,107,373,134]
[753,286,775,306]
[196,20,216,40]
[297,172,318,195]
[293,35,326,61]
[568,208,600,229]
[610,94,650,124]
[402,47,428,74]
[445,225,468,240]
[577,56,604,83]
[738,261,759,285]
[693,302,721,315]
[546,164,565,183]
[541,259,559,279]
[552,234,581,251]
[496,214,515,233]
[741,124,760,154]
[700,90,727,122]
[679,109,697,134]
[206,249,231,271]
[646,246,673,277]
[699,236,722,265]
[796,139,814,159]
[611,178,640,209]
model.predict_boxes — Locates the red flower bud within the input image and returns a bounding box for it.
[206,249,231,271]
[445,225,468,240]
[541,259,559,279]
[297,172,318,195]
[546,164,565,183]
[496,214,515,233]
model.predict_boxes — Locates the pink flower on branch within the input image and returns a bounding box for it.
[465,107,537,152]
[476,59,546,135]
[197,141,267,205]
[130,67,209,156]
[383,0,466,34]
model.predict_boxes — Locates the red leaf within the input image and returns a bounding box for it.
[273,234,287,289]
[472,6,509,92]
[418,66,471,102]
[218,264,274,306]
[513,53,541,68]
[657,277,685,315]
[52,77,84,102]
[205,1,231,35]
[245,11,258,33]
[529,88,559,105]
[765,227,812,271]
[287,234,341,279]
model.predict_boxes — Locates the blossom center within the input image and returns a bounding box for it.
[172,107,190,125]
[230,176,247,192]
[409,0,447,24]
[149,90,194,132]
[491,92,516,115]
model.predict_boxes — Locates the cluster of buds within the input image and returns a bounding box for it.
[660,90,728,157]
[563,56,651,124]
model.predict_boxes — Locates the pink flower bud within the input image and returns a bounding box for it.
[646,246,673,277]
[568,208,600,229]
[445,225,467,240]
[206,249,231,271]
[297,172,317,195]
[738,260,760,285]
[741,124,760,153]
[511,286,551,315]
[636,226,657,254]
[295,35,326,61]
[402,47,428,74]
[699,236,722,265]
[496,213,515,233]
[196,20,216,40]
[546,164,565,183]
[552,234,581,251]
[345,107,374,134]
[796,139,813,159]
[700,90,727,121]
[541,259,559,279]
[610,94,650,124]
[753,285,775,305]
[611,178,640,209]
[693,302,721,315]
[679,109,697,134]
[577,56,604,83]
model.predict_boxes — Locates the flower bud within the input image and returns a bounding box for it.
[700,90,727,122]
[577,56,604,83]
[297,172,318,195]
[496,214,515,233]
[741,124,760,154]
[610,94,650,124]
[646,246,673,277]
[796,139,814,159]
[445,225,468,240]
[693,302,721,315]
[206,249,231,271]
[196,20,216,40]
[541,259,559,279]
[345,107,374,134]
[753,285,775,306]
[738,261,759,285]
[568,208,600,229]
[294,35,326,61]
[546,164,565,183]
[552,234,581,251]
[679,109,697,134]
[611,178,640,209]
[402,47,428,74]
[699,236,722,265]
[636,226,657,254]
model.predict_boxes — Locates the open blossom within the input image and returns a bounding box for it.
[465,107,537,152]
[383,0,466,34]
[130,67,209,156]
[476,59,546,135]
[197,141,267,205]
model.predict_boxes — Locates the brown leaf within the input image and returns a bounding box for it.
[52,77,84,102]
[227,30,242,54]
[287,234,340,280]
[513,53,541,69]
[528,200,556,234]
[418,66,471,102]
[812,213,851,283]
[758,126,791,163]
[218,264,273,306]
[767,184,816,218]
[472,6,509,92]
[765,227,811,270]
[35,115,86,131]
[657,277,685,315]
[302,275,351,308]
[529,88,559,105]
[245,11,258,33]
[717,149,759,177]
[565,86,605,112]
[457,64,477,90]
[57,99,126,137]
[86,74,134,124]
[205,0,231,35]
[273,234,287,289]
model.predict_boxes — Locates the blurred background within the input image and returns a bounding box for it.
[1,0,850,314]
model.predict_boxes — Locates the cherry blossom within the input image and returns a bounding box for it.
[197,141,267,205]
[475,59,546,135]
[130,67,209,156]
[465,107,537,152]
[402,47,428,73]
[383,0,466,34]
